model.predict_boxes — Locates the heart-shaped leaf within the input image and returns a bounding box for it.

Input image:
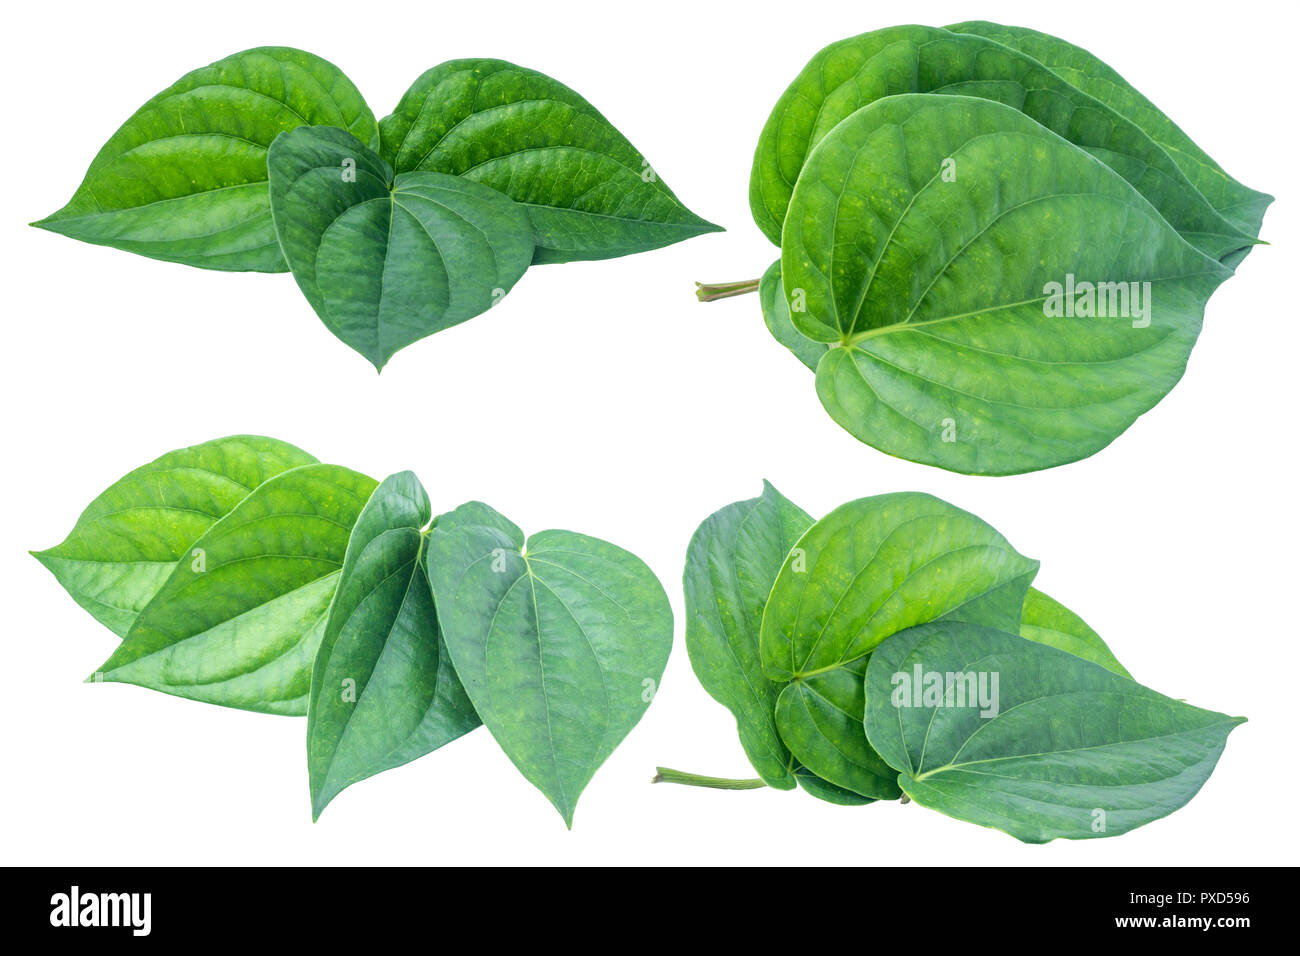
[946,20,1272,263]
[864,620,1244,842]
[378,58,721,263]
[268,125,536,369]
[426,501,673,826]
[95,463,376,714]
[783,95,1231,474]
[683,481,812,789]
[307,472,479,819]
[751,25,1256,260]
[759,491,1037,797]
[33,435,317,637]
[35,47,377,271]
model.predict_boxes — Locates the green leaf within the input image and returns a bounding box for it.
[793,763,878,806]
[760,491,1039,681]
[751,24,1254,259]
[307,473,479,819]
[864,620,1244,842]
[1021,587,1130,678]
[760,491,1036,798]
[786,94,1230,475]
[759,260,826,372]
[95,464,377,715]
[35,47,377,272]
[426,501,673,826]
[946,20,1272,258]
[33,436,317,637]
[378,58,721,263]
[683,481,813,788]
[773,656,901,799]
[267,125,535,370]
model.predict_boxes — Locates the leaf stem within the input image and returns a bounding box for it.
[695,278,760,302]
[652,766,768,789]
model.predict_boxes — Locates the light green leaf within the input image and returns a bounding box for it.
[760,491,1036,798]
[267,125,535,370]
[683,481,813,789]
[378,58,721,263]
[426,501,673,826]
[760,491,1039,681]
[786,94,1230,475]
[33,436,316,637]
[35,47,377,271]
[95,464,377,714]
[946,20,1272,259]
[864,620,1244,842]
[750,24,1253,259]
[307,472,480,819]
[1021,587,1130,677]
[759,260,826,372]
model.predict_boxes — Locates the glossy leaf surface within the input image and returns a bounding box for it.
[784,95,1230,474]
[683,481,812,788]
[378,59,721,263]
[760,491,1038,681]
[33,436,316,637]
[751,25,1252,259]
[96,464,377,714]
[759,260,826,372]
[268,125,535,369]
[36,47,377,271]
[307,472,479,818]
[427,502,673,825]
[864,621,1244,842]
[946,20,1272,256]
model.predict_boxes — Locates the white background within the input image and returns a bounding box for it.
[1,0,1294,866]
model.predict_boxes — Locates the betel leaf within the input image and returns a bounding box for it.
[95,464,377,715]
[750,24,1255,260]
[864,620,1244,842]
[784,94,1231,475]
[683,481,813,789]
[33,436,317,637]
[426,501,673,826]
[759,260,826,372]
[378,58,722,263]
[760,492,1039,681]
[760,491,1037,798]
[267,125,535,370]
[793,762,876,806]
[35,47,377,272]
[946,20,1273,258]
[307,472,479,819]
[1021,587,1130,678]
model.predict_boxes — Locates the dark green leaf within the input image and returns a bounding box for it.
[267,125,535,369]
[793,763,877,806]
[426,501,673,826]
[864,620,1244,842]
[378,59,721,263]
[95,464,377,714]
[33,435,316,637]
[36,47,377,271]
[683,481,813,788]
[307,472,479,819]
[786,95,1230,474]
[750,24,1253,259]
